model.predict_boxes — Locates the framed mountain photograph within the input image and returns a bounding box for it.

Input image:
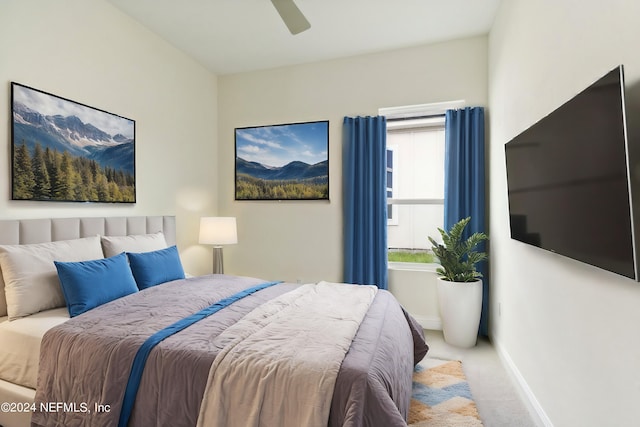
[235,120,329,201]
[11,82,135,203]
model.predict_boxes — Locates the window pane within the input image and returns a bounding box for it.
[386,122,445,263]
[387,128,445,199]
[388,204,444,251]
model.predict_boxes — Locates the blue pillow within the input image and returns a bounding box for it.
[55,252,138,318]
[126,245,185,290]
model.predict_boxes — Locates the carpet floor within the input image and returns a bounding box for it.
[409,358,484,427]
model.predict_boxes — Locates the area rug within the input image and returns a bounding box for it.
[409,358,484,426]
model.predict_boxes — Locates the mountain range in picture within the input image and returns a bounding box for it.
[236,157,328,182]
[12,101,134,174]
[235,157,329,200]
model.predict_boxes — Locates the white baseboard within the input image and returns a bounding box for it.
[493,338,554,427]
[412,314,441,331]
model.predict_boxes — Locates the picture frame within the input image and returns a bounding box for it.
[11,82,136,203]
[235,120,329,201]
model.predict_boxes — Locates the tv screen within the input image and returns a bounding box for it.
[505,65,637,280]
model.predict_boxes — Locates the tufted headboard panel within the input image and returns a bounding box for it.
[0,216,176,246]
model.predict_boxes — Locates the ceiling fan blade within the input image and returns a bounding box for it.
[270,0,311,35]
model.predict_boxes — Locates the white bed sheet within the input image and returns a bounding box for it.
[0,308,69,389]
[0,377,34,427]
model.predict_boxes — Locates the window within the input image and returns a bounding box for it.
[386,117,445,265]
[380,101,464,266]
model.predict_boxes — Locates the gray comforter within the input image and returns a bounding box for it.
[31,275,428,427]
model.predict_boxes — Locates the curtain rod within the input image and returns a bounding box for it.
[378,99,465,119]
[386,113,445,122]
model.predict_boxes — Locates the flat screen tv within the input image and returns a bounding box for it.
[505,65,639,280]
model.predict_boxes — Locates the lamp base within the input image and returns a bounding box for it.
[213,246,224,274]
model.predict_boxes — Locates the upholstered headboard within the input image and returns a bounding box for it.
[0,216,176,246]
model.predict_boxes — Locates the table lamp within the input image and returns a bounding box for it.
[199,217,238,274]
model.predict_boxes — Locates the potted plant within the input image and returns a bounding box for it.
[428,217,488,348]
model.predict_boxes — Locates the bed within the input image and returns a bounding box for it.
[0,216,428,427]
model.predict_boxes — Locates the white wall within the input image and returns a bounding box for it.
[0,0,218,275]
[489,1,640,426]
[218,37,488,293]
[388,268,441,329]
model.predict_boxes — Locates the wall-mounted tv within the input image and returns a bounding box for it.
[505,65,638,280]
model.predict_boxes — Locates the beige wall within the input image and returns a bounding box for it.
[489,1,640,426]
[218,36,488,284]
[0,0,218,274]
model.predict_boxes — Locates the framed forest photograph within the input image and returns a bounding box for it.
[235,120,329,201]
[11,82,135,203]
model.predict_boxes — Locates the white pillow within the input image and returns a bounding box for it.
[100,232,168,258]
[0,236,104,320]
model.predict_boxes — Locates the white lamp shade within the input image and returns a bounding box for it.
[199,217,238,245]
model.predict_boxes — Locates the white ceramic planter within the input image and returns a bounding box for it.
[436,277,482,348]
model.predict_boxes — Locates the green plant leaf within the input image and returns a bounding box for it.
[428,216,488,282]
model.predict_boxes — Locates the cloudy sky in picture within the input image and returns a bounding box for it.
[14,84,134,139]
[235,121,328,167]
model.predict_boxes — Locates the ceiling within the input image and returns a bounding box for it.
[107,0,501,75]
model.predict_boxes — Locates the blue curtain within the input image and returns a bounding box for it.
[444,107,488,336]
[343,116,388,290]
